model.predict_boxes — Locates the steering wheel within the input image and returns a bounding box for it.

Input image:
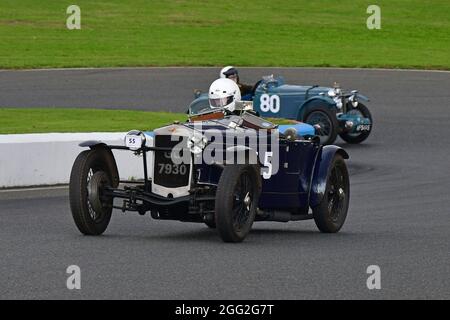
[250,79,263,96]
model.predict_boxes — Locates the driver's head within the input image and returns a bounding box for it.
[208,78,241,112]
[220,66,239,83]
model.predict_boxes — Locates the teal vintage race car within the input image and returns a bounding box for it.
[189,75,373,145]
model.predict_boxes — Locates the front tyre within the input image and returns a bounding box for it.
[69,148,116,235]
[312,154,350,233]
[339,103,372,144]
[304,105,338,145]
[215,164,261,243]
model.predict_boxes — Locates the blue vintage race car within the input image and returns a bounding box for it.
[189,75,373,145]
[69,105,350,242]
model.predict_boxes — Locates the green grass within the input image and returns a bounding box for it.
[0,0,449,69]
[0,108,187,134]
[0,108,297,134]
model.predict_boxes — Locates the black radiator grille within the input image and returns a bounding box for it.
[153,135,191,188]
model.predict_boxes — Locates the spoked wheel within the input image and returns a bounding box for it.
[304,106,338,145]
[215,164,261,242]
[312,154,350,233]
[339,103,373,144]
[69,148,117,235]
[232,173,254,230]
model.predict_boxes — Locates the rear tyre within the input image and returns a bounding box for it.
[304,105,338,145]
[312,154,350,233]
[215,164,261,242]
[69,148,116,235]
[339,103,372,144]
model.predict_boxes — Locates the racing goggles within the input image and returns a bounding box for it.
[223,68,238,77]
[209,95,234,108]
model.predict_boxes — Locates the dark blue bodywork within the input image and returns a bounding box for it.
[176,120,348,213]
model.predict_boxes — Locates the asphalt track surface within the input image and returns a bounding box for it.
[0,68,449,299]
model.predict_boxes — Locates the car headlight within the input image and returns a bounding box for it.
[349,94,359,107]
[327,89,336,97]
[328,87,342,97]
[333,96,343,109]
[187,133,208,154]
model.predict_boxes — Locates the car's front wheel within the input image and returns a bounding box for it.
[312,154,350,233]
[69,148,116,235]
[339,103,373,144]
[215,164,261,242]
[304,105,338,145]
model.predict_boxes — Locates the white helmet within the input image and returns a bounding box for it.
[220,66,238,81]
[208,78,241,112]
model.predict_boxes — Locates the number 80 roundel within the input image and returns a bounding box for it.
[259,94,280,113]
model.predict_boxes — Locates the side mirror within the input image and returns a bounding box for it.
[235,100,254,111]
[243,101,254,111]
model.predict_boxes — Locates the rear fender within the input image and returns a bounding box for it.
[297,96,336,121]
[308,145,349,208]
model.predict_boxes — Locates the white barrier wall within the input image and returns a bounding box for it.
[0,133,153,188]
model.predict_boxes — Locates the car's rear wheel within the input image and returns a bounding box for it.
[69,148,116,235]
[312,154,350,233]
[304,105,338,145]
[215,164,261,242]
[339,103,372,144]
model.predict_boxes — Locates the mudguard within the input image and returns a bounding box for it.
[79,140,106,148]
[297,96,336,121]
[78,140,120,188]
[355,93,369,102]
[308,145,349,208]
